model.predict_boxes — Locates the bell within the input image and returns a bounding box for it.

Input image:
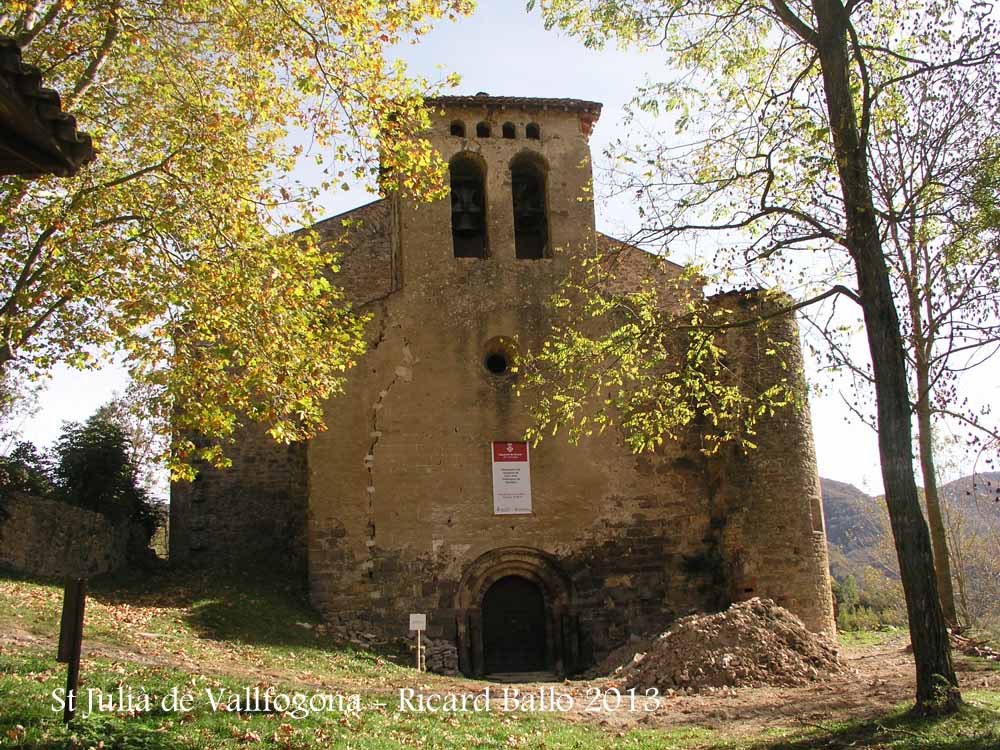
[453,211,479,233]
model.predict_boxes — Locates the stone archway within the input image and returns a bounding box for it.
[455,547,577,677]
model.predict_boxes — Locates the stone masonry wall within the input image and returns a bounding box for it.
[169,423,308,567]
[168,200,395,567]
[708,291,836,636]
[0,492,128,577]
[308,101,741,669]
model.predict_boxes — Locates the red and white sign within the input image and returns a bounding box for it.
[492,441,532,515]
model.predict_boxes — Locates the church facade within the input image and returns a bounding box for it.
[170,94,835,677]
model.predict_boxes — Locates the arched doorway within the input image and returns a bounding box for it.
[455,547,579,677]
[483,576,547,673]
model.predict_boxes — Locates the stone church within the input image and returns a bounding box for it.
[171,94,835,677]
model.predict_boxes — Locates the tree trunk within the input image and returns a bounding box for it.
[811,0,960,713]
[914,342,959,627]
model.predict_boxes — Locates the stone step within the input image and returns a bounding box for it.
[484,671,560,683]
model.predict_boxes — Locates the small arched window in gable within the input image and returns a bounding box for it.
[450,155,488,258]
[450,120,466,137]
[525,123,540,140]
[511,154,548,260]
[502,122,516,139]
[476,121,491,138]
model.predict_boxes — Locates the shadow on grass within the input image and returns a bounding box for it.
[100,556,349,649]
[741,703,1000,750]
[2,555,378,655]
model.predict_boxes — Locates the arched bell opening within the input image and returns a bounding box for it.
[450,153,488,258]
[510,153,549,260]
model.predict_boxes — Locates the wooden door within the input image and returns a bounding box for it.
[482,575,546,673]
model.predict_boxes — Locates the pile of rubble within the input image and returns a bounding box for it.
[951,632,1000,662]
[611,598,846,692]
[585,636,652,679]
[296,620,459,675]
[421,638,460,675]
[295,620,380,649]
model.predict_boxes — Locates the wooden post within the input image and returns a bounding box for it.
[57,578,86,723]
[408,613,426,672]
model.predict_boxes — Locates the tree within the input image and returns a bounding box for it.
[945,478,1000,635]
[809,63,1000,628]
[53,412,162,552]
[54,414,140,515]
[0,439,53,497]
[92,383,170,498]
[531,0,999,713]
[1,0,470,477]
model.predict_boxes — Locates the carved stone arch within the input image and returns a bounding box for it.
[509,148,549,175]
[457,546,570,610]
[455,547,579,677]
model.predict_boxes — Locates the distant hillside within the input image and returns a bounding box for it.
[939,472,1000,519]
[820,478,885,579]
[821,479,883,553]
[820,472,1000,581]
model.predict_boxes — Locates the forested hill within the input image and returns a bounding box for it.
[820,472,1000,580]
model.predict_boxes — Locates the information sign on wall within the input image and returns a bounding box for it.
[492,441,532,515]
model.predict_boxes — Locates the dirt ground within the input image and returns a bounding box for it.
[420,633,1000,736]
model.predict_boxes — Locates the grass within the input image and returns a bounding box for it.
[1,562,998,750]
[0,562,416,689]
[0,648,722,750]
[743,695,1000,749]
[837,626,907,648]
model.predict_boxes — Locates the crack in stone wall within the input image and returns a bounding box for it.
[364,336,415,579]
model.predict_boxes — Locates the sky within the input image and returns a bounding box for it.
[14,0,999,495]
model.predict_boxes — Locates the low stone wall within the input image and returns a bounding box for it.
[0,492,129,578]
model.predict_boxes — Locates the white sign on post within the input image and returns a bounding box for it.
[409,614,427,672]
[492,441,532,515]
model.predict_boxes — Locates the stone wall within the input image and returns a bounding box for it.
[168,200,394,568]
[0,492,128,577]
[708,291,836,636]
[169,422,308,568]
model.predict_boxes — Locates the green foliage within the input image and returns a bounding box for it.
[834,569,907,631]
[837,627,905,648]
[859,567,907,623]
[837,605,883,632]
[55,416,137,516]
[835,574,860,611]
[90,386,169,497]
[1,0,473,478]
[0,440,54,497]
[519,249,801,455]
[51,412,163,544]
